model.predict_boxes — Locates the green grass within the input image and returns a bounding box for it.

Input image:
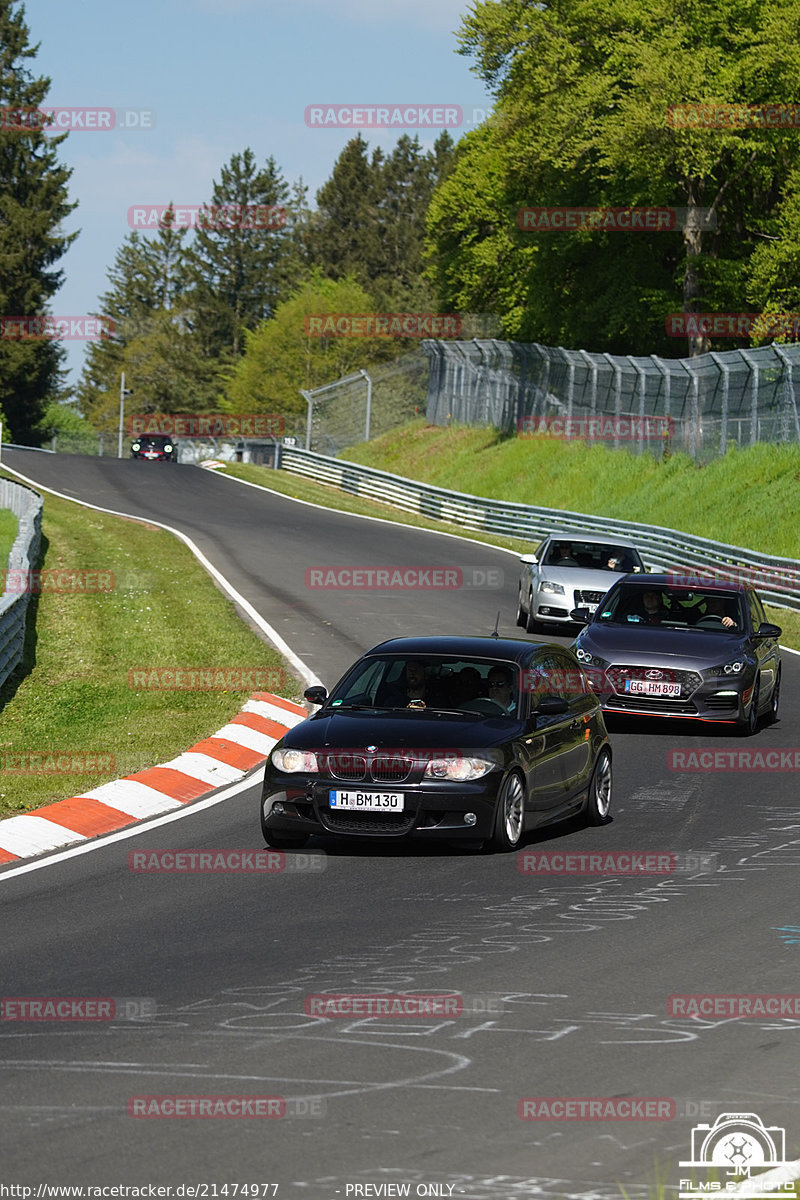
[0,479,300,819]
[343,420,800,558]
[220,450,800,652]
[0,508,19,569]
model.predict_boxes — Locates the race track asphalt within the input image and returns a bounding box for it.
[2,450,799,1198]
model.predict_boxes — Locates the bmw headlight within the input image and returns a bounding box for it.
[271,748,318,773]
[424,756,494,782]
[540,581,565,595]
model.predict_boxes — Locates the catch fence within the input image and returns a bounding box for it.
[421,340,800,461]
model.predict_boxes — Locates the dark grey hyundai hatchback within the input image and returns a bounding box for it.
[570,575,782,734]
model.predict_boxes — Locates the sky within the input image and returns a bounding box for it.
[24,0,494,389]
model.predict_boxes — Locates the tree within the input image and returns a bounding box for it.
[185,149,294,360]
[312,133,457,311]
[78,210,220,429]
[0,0,77,441]
[310,136,384,285]
[427,0,800,356]
[224,271,399,415]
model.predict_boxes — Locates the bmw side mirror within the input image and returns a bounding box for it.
[755,622,782,640]
[536,695,569,715]
[570,607,591,625]
[304,685,328,706]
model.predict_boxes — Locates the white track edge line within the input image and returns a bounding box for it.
[1,462,321,688]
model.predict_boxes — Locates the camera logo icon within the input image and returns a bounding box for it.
[678,1111,793,1196]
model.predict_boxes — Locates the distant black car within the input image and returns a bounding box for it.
[130,434,178,462]
[570,575,781,734]
[261,635,612,853]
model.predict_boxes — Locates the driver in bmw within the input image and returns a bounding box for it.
[487,666,517,713]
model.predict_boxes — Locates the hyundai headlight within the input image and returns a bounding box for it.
[424,756,494,782]
[271,748,318,773]
[707,660,746,677]
[576,646,608,668]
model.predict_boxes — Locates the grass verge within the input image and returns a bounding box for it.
[0,476,300,820]
[219,459,800,653]
[344,419,800,559]
[0,508,19,568]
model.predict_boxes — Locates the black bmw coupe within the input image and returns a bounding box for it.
[261,635,612,853]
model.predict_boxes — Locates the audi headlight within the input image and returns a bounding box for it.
[540,580,565,595]
[271,748,318,773]
[424,756,494,782]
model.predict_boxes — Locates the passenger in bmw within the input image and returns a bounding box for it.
[381,660,431,708]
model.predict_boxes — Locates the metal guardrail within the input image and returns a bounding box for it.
[279,447,800,613]
[0,479,43,690]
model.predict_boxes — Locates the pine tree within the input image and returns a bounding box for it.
[0,0,77,442]
[185,149,292,359]
[78,210,220,429]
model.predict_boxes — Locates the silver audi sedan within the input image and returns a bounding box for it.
[516,530,647,633]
